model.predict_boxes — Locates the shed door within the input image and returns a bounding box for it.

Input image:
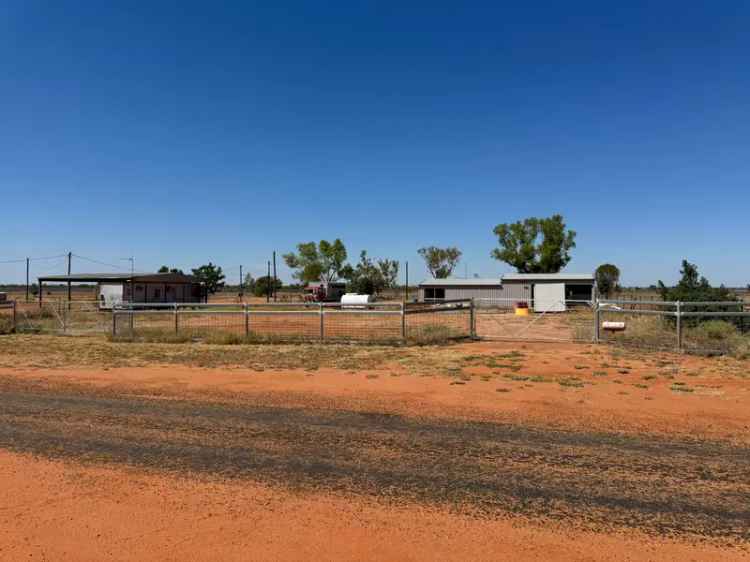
[533,283,566,312]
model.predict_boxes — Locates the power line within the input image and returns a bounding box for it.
[72,254,127,270]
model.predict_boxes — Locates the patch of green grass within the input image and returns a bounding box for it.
[529,375,551,383]
[633,383,649,389]
[592,371,607,377]
[504,374,530,382]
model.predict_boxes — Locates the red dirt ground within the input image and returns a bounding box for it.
[1,340,749,560]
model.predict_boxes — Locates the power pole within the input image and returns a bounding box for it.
[239,264,243,297]
[266,260,271,303]
[25,257,29,302]
[67,251,72,307]
[272,251,277,302]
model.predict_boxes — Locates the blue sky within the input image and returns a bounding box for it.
[1,1,749,286]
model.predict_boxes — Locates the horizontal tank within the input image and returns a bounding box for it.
[340,293,374,308]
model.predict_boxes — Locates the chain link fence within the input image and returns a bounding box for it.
[112,300,474,344]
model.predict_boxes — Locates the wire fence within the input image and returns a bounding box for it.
[596,299,750,355]
[112,300,474,344]
[475,298,595,343]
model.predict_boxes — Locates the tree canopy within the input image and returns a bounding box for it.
[491,214,576,273]
[342,251,399,295]
[283,239,348,284]
[158,265,185,275]
[253,275,283,298]
[595,264,620,298]
[658,260,734,303]
[417,246,462,279]
[191,262,225,295]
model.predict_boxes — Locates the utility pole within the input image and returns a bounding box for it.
[272,251,277,302]
[67,251,72,308]
[266,260,271,303]
[25,257,29,302]
[239,264,243,298]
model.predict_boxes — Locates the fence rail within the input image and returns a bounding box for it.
[112,300,475,343]
[595,299,750,354]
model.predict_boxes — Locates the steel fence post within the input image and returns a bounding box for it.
[401,302,406,342]
[12,301,17,332]
[676,301,683,352]
[112,309,117,336]
[244,303,249,337]
[319,303,325,341]
[470,299,476,338]
[594,299,600,343]
[174,303,179,334]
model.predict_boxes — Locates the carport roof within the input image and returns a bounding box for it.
[37,272,196,283]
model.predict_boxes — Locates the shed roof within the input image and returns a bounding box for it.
[501,273,594,282]
[419,278,503,287]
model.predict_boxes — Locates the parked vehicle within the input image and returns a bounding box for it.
[304,282,347,303]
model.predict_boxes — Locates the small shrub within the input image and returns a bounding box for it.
[0,316,15,335]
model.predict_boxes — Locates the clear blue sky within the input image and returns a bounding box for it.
[1,1,748,286]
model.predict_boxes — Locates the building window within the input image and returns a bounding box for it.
[424,288,446,301]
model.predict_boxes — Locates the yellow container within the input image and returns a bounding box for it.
[514,306,530,317]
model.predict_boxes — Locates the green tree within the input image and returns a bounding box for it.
[283,239,348,284]
[343,251,386,294]
[242,273,255,293]
[158,265,185,275]
[658,260,733,303]
[253,275,283,298]
[491,214,576,273]
[658,260,738,327]
[377,259,400,289]
[191,262,225,295]
[595,264,620,298]
[417,246,462,279]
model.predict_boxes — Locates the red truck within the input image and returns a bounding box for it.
[304,282,346,303]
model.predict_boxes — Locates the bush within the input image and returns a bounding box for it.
[0,316,14,334]
[684,320,749,357]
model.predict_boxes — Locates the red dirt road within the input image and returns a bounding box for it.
[1,340,749,560]
[1,451,745,562]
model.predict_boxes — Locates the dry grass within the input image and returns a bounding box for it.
[0,333,466,374]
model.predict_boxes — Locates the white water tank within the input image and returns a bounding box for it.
[341,293,374,308]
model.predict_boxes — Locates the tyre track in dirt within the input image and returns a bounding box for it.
[1,378,749,544]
